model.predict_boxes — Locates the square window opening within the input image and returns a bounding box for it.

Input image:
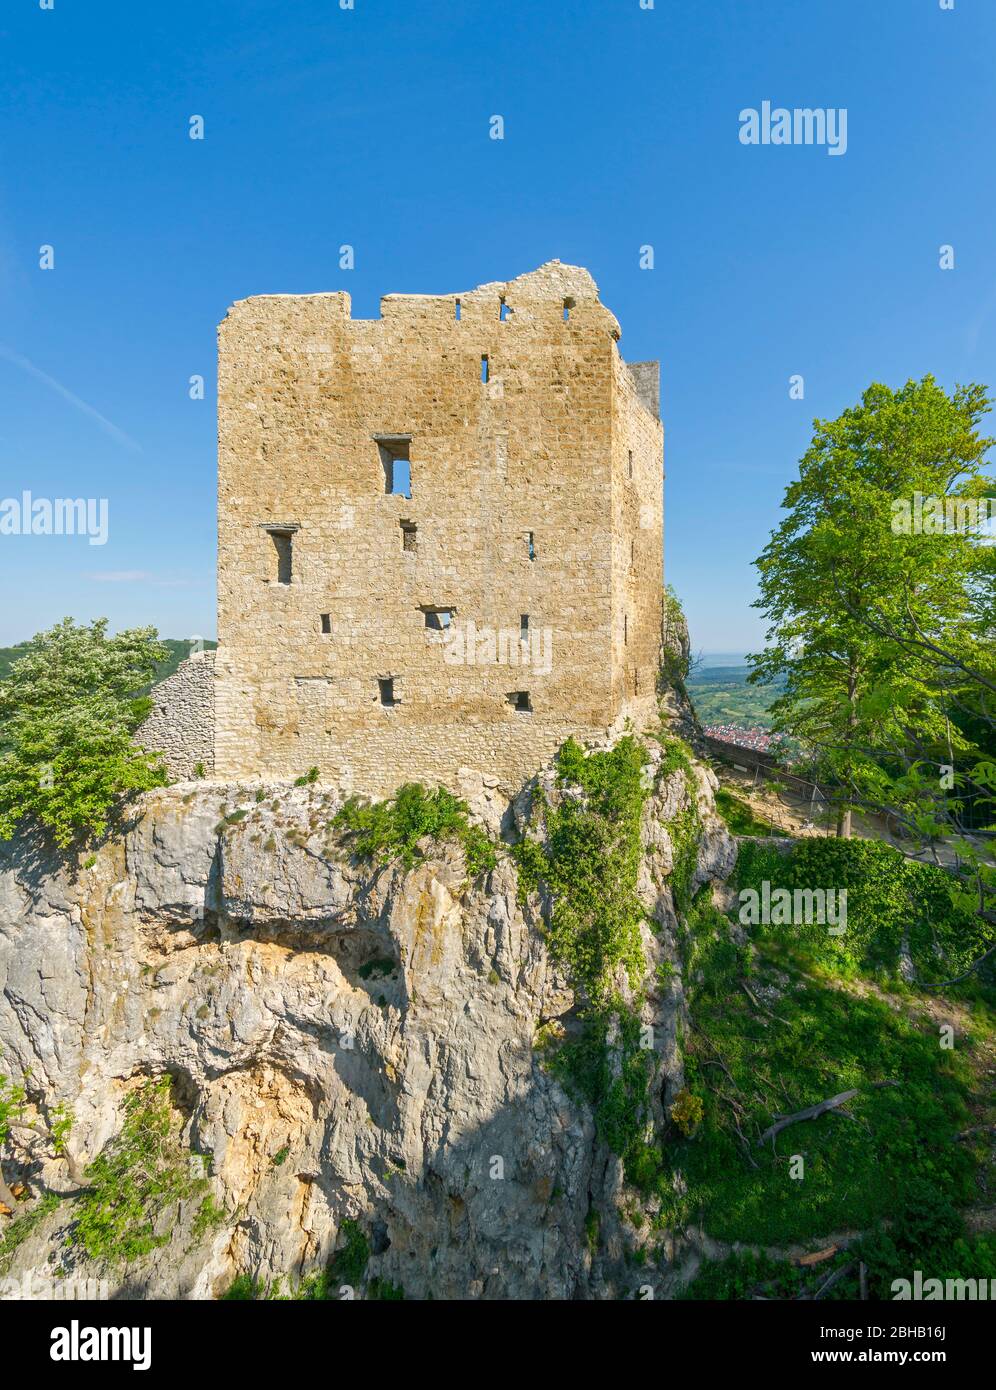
[423,608,453,631]
[509,690,532,713]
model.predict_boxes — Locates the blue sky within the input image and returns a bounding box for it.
[1,0,993,654]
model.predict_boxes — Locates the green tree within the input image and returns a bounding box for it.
[0,618,168,848]
[749,376,993,841]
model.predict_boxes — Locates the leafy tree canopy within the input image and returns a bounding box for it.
[0,618,168,848]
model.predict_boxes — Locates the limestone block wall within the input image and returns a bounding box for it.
[214,260,664,795]
[136,652,215,780]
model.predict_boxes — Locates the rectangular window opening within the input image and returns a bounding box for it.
[526,530,536,561]
[520,614,529,642]
[401,521,417,552]
[269,529,293,585]
[455,298,462,321]
[320,613,331,635]
[423,607,453,631]
[481,355,489,384]
[499,300,511,322]
[563,297,574,321]
[378,677,396,708]
[375,436,412,498]
[509,690,532,713]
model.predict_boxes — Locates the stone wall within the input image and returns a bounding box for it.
[214,260,664,795]
[136,651,215,780]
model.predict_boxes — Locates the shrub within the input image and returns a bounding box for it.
[333,783,496,875]
[734,835,992,981]
[70,1078,210,1267]
[670,1088,704,1137]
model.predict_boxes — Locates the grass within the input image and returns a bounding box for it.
[627,885,992,1256]
[714,787,777,837]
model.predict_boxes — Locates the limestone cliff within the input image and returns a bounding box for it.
[0,736,735,1300]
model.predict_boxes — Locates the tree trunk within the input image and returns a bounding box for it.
[837,656,859,839]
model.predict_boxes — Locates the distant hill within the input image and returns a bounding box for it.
[0,638,217,687]
[686,663,782,729]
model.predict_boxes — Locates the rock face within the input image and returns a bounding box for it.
[0,739,735,1300]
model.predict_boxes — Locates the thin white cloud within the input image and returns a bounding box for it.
[0,343,142,452]
[88,570,204,588]
[88,570,154,582]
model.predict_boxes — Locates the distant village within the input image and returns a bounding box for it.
[701,723,773,753]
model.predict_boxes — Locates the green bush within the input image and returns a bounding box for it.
[514,737,659,1168]
[70,1077,210,1267]
[734,836,993,981]
[333,783,496,875]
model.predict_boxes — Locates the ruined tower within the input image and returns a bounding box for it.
[213,261,663,795]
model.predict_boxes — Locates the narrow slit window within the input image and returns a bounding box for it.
[526,530,536,561]
[628,449,633,478]
[269,529,293,585]
[563,297,574,321]
[401,521,417,552]
[624,614,629,645]
[481,355,489,384]
[520,614,529,642]
[320,613,331,635]
[455,298,462,321]
[378,678,396,707]
[375,436,412,498]
[509,690,532,713]
[631,539,635,566]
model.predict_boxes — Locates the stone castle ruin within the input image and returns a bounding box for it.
[149,262,664,793]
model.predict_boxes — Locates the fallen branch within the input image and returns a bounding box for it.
[757,1081,900,1147]
[917,943,996,991]
[814,1261,855,1301]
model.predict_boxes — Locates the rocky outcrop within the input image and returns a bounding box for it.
[0,736,735,1300]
